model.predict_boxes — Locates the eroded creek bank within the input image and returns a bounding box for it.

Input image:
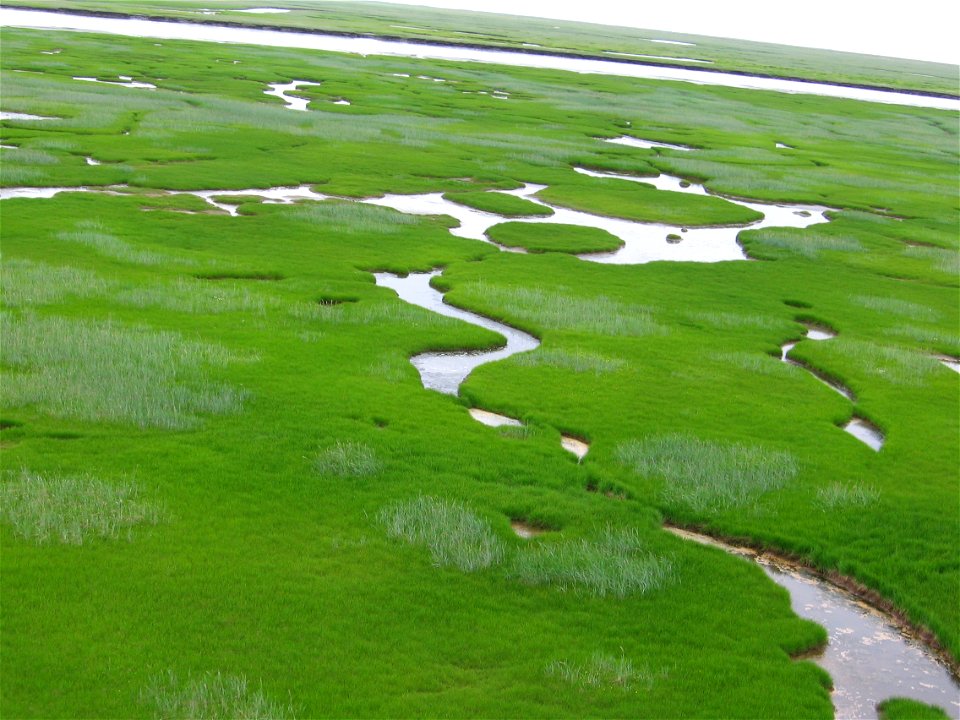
[667,526,960,719]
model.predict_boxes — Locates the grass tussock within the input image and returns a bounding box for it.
[616,435,798,513]
[293,201,418,234]
[57,221,172,266]
[141,670,296,720]
[314,441,380,477]
[0,469,163,544]
[461,282,664,336]
[513,347,625,374]
[840,339,940,386]
[378,495,505,571]
[1,312,243,428]
[816,482,881,510]
[510,526,673,597]
[852,295,940,322]
[545,651,660,692]
[1,258,109,307]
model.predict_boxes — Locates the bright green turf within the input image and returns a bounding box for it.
[0,18,957,720]
[878,698,953,720]
[486,222,623,254]
[443,190,553,217]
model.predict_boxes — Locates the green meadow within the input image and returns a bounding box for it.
[0,7,958,720]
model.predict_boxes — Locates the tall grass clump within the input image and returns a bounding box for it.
[838,339,940,386]
[852,295,940,322]
[513,347,625,374]
[141,670,296,720]
[116,277,278,315]
[1,312,243,428]
[615,435,798,513]
[57,220,171,266]
[545,651,659,692]
[314,441,380,477]
[378,496,504,572]
[1,258,109,307]
[0,469,164,544]
[460,282,664,336]
[816,482,881,510]
[293,201,417,234]
[510,526,673,597]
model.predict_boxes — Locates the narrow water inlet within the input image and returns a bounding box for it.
[843,417,884,451]
[560,436,589,461]
[468,408,521,427]
[373,270,539,395]
[264,79,321,111]
[665,526,960,720]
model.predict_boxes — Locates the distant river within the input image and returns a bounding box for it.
[1,8,958,111]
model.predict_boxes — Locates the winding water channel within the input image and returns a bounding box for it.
[2,8,959,111]
[667,527,960,719]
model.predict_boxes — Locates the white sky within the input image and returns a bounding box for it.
[361,0,960,65]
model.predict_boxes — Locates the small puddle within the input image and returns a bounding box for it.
[1,111,57,120]
[645,38,697,47]
[511,520,545,539]
[777,142,794,149]
[264,80,320,111]
[373,270,539,396]
[805,325,836,341]
[604,135,694,151]
[560,436,589,461]
[666,526,959,719]
[332,98,351,105]
[85,156,100,166]
[468,408,522,427]
[843,417,884,451]
[74,75,156,89]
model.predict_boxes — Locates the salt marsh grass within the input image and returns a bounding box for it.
[378,496,504,571]
[511,526,673,597]
[852,295,940,323]
[816,482,880,510]
[314,441,380,477]
[709,352,792,377]
[57,221,171,266]
[142,670,296,720]
[0,469,163,544]
[513,347,625,374]
[746,228,865,259]
[616,435,798,512]
[687,311,781,330]
[293,201,417,234]
[1,258,108,307]
[840,340,939,386]
[2,313,243,428]
[545,651,658,692]
[118,277,278,315]
[461,282,664,336]
[903,245,960,275]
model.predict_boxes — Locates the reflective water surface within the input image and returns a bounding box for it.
[667,527,960,720]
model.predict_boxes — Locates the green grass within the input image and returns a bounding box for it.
[313,440,380,478]
[536,178,764,226]
[378,495,505,571]
[141,670,297,720]
[877,698,952,720]
[545,651,660,692]
[0,469,163,544]
[815,482,880,510]
[1,312,243,428]
[615,435,799,513]
[510,526,674,597]
[486,222,622,254]
[444,190,553,217]
[513,346,626,374]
